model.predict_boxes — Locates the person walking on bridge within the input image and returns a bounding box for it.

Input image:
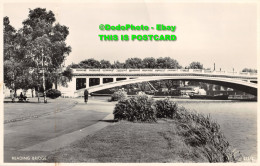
[84,89,89,103]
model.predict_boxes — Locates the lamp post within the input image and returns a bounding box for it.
[42,48,47,103]
[36,55,40,103]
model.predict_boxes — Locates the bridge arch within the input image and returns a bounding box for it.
[75,75,257,96]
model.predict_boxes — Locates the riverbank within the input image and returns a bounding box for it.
[46,120,217,162]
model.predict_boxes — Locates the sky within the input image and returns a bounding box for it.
[3,2,258,71]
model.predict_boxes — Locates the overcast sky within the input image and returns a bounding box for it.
[4,2,258,71]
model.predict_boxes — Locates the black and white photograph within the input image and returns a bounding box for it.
[1,0,259,164]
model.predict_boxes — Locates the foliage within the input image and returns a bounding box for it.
[155,98,178,119]
[113,94,157,122]
[100,59,112,68]
[62,66,73,81]
[69,63,80,68]
[23,8,71,89]
[156,57,181,69]
[4,8,71,92]
[112,61,125,68]
[3,17,34,91]
[242,68,257,73]
[3,16,16,61]
[78,58,101,68]
[143,57,156,68]
[125,57,143,68]
[46,89,61,99]
[23,8,71,69]
[188,61,203,69]
[71,57,182,69]
[174,107,242,162]
[113,93,242,162]
[110,89,127,101]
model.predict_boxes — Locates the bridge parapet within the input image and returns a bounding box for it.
[72,68,257,77]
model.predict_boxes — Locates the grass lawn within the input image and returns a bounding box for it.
[47,120,208,163]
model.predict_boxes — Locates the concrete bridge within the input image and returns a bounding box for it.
[59,68,257,97]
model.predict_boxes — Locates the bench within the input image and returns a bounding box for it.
[18,97,29,102]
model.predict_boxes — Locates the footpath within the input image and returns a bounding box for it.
[4,97,116,163]
[4,97,78,123]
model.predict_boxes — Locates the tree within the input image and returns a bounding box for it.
[125,58,143,68]
[188,61,203,69]
[4,8,71,100]
[50,66,73,89]
[3,17,30,94]
[112,61,125,68]
[242,68,257,73]
[22,8,71,96]
[62,66,73,81]
[143,57,156,68]
[4,16,16,61]
[79,58,101,68]
[156,57,181,69]
[69,63,81,68]
[26,35,54,101]
[100,59,111,68]
[23,8,71,69]
[4,17,16,90]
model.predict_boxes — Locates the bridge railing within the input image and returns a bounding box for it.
[72,68,256,76]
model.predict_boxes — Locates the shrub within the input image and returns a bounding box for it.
[46,89,61,99]
[155,98,178,119]
[174,107,242,162]
[113,94,157,122]
[110,89,127,101]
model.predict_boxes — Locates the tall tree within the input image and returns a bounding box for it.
[21,8,71,95]
[23,8,71,69]
[4,8,72,100]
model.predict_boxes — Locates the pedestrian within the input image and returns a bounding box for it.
[20,92,24,99]
[19,92,24,101]
[10,90,14,102]
[84,89,89,103]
